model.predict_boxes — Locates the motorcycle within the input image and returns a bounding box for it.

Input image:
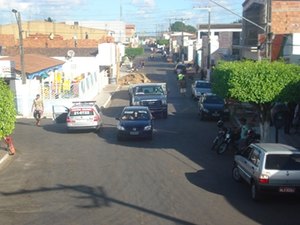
[211,121,227,151]
[217,128,260,155]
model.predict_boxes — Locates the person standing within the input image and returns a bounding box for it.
[32,94,44,126]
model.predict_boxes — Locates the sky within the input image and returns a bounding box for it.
[0,0,243,35]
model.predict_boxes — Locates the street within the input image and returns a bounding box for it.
[0,53,299,225]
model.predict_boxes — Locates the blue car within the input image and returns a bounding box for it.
[116,106,153,140]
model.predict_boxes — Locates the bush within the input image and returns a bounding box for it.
[0,79,16,139]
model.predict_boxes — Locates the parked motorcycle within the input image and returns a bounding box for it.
[217,127,260,155]
[211,120,227,151]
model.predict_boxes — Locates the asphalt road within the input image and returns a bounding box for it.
[0,53,299,225]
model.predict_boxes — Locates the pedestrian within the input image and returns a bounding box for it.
[31,94,44,126]
[238,117,250,150]
[177,73,186,96]
[293,103,300,133]
[284,102,296,134]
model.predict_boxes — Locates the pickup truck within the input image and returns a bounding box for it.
[128,83,168,118]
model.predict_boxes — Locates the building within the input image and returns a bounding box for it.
[196,23,242,77]
[241,0,300,61]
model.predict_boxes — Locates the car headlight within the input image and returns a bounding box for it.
[117,124,125,130]
[203,108,209,113]
[144,125,152,131]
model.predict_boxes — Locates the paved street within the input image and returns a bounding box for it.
[0,53,299,225]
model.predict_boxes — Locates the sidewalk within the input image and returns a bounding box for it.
[0,83,121,166]
[230,103,300,148]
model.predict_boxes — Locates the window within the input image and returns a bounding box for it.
[250,149,260,167]
[265,154,300,170]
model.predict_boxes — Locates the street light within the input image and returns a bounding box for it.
[12,9,26,84]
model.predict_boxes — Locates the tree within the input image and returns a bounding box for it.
[125,47,144,60]
[212,60,300,141]
[0,79,16,139]
[157,39,169,47]
[170,21,197,34]
[45,17,54,22]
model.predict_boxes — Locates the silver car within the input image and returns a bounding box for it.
[191,80,212,99]
[232,143,300,201]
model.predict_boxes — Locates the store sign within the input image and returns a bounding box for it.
[0,61,16,79]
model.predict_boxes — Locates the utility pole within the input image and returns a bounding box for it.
[12,9,26,84]
[174,18,189,63]
[266,0,273,61]
[193,6,211,81]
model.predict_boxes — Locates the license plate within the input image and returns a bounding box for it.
[130,131,139,135]
[279,187,295,193]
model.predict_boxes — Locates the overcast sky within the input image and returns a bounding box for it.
[0,0,243,34]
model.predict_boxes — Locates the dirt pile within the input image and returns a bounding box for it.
[118,73,152,85]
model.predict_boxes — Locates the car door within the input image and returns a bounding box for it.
[52,105,69,123]
[237,146,254,184]
[243,148,262,184]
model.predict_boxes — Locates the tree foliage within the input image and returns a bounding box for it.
[157,39,169,46]
[125,47,144,60]
[0,79,16,139]
[170,21,197,34]
[212,60,300,103]
[212,60,300,141]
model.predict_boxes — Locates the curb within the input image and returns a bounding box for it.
[103,85,121,108]
[0,153,10,165]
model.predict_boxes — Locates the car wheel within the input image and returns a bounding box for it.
[163,111,168,119]
[232,166,242,182]
[251,181,262,201]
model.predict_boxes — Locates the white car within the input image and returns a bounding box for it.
[191,80,212,99]
[52,101,103,132]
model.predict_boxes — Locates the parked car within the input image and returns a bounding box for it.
[232,143,300,201]
[198,93,230,121]
[52,101,103,132]
[116,106,153,140]
[174,63,187,74]
[191,80,212,99]
[128,83,168,118]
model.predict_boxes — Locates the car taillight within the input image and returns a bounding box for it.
[259,174,269,184]
[94,114,100,121]
[66,116,72,123]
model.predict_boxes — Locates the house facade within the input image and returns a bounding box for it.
[241,0,300,61]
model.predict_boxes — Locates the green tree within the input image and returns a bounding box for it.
[212,60,300,141]
[170,21,197,34]
[157,39,169,47]
[0,79,16,139]
[125,47,144,60]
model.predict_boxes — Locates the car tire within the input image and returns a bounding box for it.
[163,111,168,119]
[251,181,262,201]
[232,165,242,182]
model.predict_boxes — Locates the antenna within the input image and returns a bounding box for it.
[67,50,75,58]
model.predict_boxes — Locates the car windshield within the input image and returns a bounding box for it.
[134,86,164,95]
[121,110,150,120]
[196,82,211,89]
[265,154,300,170]
[204,96,224,104]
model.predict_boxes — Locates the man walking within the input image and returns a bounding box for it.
[31,94,44,126]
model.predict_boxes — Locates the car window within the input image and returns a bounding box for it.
[135,86,163,95]
[241,146,253,159]
[204,96,223,104]
[249,149,261,167]
[196,82,211,88]
[265,154,300,170]
[121,110,150,120]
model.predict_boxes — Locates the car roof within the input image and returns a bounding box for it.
[130,83,164,87]
[252,143,300,153]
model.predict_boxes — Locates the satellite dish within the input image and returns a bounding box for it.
[67,50,75,58]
